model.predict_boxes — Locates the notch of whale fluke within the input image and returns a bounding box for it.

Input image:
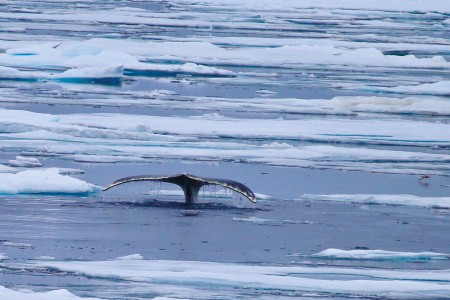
[103,173,256,204]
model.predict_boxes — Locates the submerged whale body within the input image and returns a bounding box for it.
[103,173,256,204]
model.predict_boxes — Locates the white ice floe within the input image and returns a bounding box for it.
[1,39,447,78]
[3,241,34,248]
[309,249,450,261]
[0,164,15,173]
[0,286,103,300]
[232,216,308,226]
[49,66,124,80]
[32,257,450,299]
[8,156,42,167]
[0,65,43,79]
[34,256,56,261]
[190,95,450,116]
[377,81,450,96]
[166,0,450,13]
[0,168,99,195]
[300,194,450,209]
[0,253,8,260]
[116,254,144,260]
[0,41,234,78]
[87,38,450,69]
[0,109,449,175]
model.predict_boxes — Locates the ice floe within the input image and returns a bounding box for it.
[0,41,235,81]
[0,253,8,260]
[232,216,309,226]
[0,286,103,300]
[300,194,450,209]
[0,168,99,195]
[3,241,34,248]
[31,257,450,299]
[377,81,450,96]
[0,109,449,175]
[8,156,42,168]
[308,249,450,261]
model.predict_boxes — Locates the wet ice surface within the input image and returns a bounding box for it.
[0,0,450,299]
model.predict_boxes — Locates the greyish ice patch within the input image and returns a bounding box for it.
[29,257,450,299]
[300,194,450,209]
[306,249,450,261]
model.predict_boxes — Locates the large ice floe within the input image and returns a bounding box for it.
[300,194,450,209]
[0,168,99,195]
[0,108,449,175]
[308,248,450,261]
[28,256,450,299]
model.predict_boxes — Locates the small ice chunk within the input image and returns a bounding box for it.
[3,241,34,248]
[115,254,144,260]
[310,249,450,261]
[50,66,124,79]
[0,253,8,260]
[8,156,42,168]
[35,256,56,260]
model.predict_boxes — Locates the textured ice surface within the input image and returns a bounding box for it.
[0,168,99,195]
[300,194,450,209]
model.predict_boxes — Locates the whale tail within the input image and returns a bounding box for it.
[103,173,256,204]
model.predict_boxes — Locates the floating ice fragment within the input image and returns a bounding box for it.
[0,285,104,300]
[3,241,34,248]
[115,254,144,260]
[0,253,8,260]
[34,256,56,261]
[0,168,99,195]
[8,156,42,168]
[300,194,450,209]
[379,81,450,96]
[50,66,124,80]
[309,249,450,261]
[232,216,300,225]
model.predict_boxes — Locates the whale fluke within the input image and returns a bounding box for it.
[103,173,256,204]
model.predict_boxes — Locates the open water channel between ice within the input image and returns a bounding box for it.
[0,0,449,299]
